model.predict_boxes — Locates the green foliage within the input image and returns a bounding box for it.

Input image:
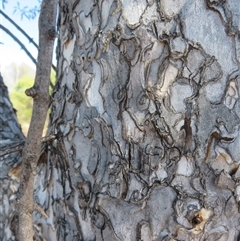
[10,70,55,135]
[10,75,33,134]
[50,70,56,93]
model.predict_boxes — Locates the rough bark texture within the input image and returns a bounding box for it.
[5,0,240,240]
[0,74,25,240]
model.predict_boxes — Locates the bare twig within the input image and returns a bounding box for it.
[0,9,38,48]
[0,9,57,72]
[0,24,37,65]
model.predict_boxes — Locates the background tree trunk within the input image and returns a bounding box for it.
[0,74,25,240]
[4,0,240,240]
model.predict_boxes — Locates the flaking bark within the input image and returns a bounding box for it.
[38,0,239,240]
[0,74,25,240]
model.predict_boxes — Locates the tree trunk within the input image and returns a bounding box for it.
[5,0,240,240]
[0,74,25,240]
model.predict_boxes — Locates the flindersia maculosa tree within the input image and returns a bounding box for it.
[1,0,240,240]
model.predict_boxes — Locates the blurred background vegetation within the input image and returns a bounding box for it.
[1,0,56,136]
[8,63,55,135]
[10,74,33,134]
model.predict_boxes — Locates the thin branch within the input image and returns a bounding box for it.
[0,24,37,65]
[0,10,56,72]
[17,0,58,236]
[0,24,55,89]
[33,203,48,218]
[0,9,38,48]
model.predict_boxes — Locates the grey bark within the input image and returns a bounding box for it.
[4,0,240,240]
[0,73,25,240]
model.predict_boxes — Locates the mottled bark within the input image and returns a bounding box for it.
[6,0,240,240]
[0,73,25,240]
[27,0,240,240]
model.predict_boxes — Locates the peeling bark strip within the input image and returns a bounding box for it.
[17,0,58,240]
